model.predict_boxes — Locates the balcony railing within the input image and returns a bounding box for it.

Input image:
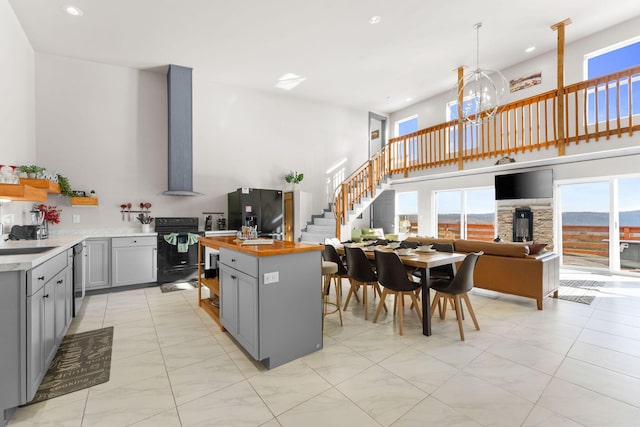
[334,65,640,236]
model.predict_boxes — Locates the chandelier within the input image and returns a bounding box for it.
[452,23,508,123]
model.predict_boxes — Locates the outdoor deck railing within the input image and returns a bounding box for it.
[334,65,640,237]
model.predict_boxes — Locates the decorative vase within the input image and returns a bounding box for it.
[293,183,299,190]
[141,223,152,233]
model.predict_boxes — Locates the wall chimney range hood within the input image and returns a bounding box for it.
[163,64,202,196]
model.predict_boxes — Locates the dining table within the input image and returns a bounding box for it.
[337,245,466,336]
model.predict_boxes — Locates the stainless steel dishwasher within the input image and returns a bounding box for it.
[72,241,86,316]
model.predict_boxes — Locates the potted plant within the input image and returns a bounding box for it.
[56,174,74,197]
[285,171,304,189]
[17,165,45,179]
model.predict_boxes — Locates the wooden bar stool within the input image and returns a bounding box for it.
[321,260,342,327]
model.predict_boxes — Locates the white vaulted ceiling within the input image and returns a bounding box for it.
[8,0,640,113]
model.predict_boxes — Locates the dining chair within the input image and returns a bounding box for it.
[373,250,422,335]
[343,246,386,320]
[429,251,483,341]
[322,244,350,316]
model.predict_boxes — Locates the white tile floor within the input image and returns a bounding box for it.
[9,270,640,426]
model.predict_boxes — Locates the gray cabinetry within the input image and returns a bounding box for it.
[86,239,110,290]
[25,249,72,401]
[218,247,322,369]
[26,280,54,400]
[53,262,72,342]
[1,248,74,423]
[219,265,236,334]
[219,262,258,359]
[111,236,157,287]
[87,236,158,290]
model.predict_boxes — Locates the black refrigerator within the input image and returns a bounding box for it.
[228,188,283,238]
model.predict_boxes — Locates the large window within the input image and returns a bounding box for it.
[435,188,495,241]
[396,116,418,136]
[585,37,640,124]
[394,116,418,161]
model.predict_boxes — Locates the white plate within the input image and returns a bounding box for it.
[416,247,436,253]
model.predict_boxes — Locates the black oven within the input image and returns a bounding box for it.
[155,217,204,283]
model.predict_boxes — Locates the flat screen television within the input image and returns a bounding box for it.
[494,169,553,200]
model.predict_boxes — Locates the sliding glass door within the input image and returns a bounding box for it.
[559,182,610,269]
[559,176,640,274]
[618,177,640,273]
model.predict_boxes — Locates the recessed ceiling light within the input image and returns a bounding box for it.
[275,73,306,91]
[369,16,381,24]
[405,97,413,102]
[64,5,83,16]
[525,46,536,53]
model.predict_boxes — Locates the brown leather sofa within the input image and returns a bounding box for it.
[407,237,559,310]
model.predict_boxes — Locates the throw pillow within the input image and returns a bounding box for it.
[527,243,547,255]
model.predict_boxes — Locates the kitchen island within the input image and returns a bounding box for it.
[198,236,323,369]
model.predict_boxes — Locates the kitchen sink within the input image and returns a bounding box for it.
[0,247,56,256]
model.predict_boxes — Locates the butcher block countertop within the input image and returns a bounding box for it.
[199,235,323,256]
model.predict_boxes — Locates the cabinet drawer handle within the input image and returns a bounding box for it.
[57,279,63,284]
[231,275,237,279]
[43,294,49,299]
[231,258,237,262]
[38,276,45,281]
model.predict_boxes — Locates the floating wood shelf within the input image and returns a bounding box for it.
[70,196,99,206]
[18,178,61,194]
[0,183,47,202]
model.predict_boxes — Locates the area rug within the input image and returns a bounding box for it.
[558,280,604,305]
[28,326,113,405]
[160,281,198,293]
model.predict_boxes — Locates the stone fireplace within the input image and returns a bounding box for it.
[496,199,554,250]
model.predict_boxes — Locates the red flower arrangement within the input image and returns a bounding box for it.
[35,204,62,224]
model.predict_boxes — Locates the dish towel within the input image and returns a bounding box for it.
[163,233,200,253]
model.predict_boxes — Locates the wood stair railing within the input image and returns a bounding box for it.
[334,65,640,238]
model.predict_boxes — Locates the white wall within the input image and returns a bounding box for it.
[32,54,368,231]
[0,0,34,163]
[0,0,35,230]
